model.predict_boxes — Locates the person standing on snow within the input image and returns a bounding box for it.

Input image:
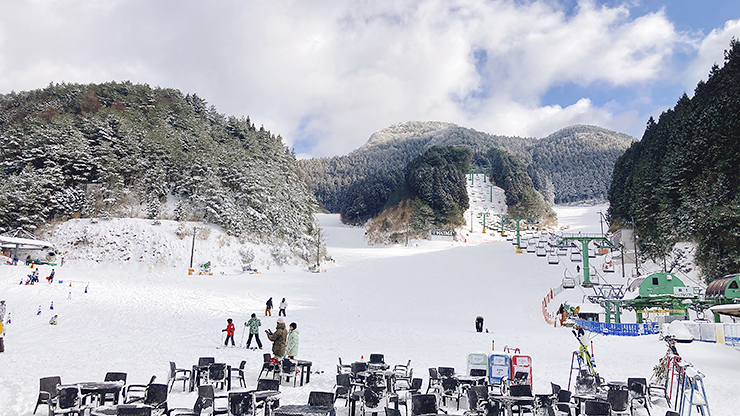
[279,298,287,317]
[266,317,287,359]
[286,322,299,359]
[245,313,263,349]
[265,297,273,316]
[223,318,235,346]
[47,269,55,284]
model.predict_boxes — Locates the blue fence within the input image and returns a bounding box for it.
[575,319,660,336]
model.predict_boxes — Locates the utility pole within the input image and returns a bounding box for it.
[316,227,321,268]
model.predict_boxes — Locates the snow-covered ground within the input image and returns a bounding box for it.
[1,203,739,415]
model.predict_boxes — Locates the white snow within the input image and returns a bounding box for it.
[1,200,739,415]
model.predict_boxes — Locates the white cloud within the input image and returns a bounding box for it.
[684,18,740,91]
[0,0,715,157]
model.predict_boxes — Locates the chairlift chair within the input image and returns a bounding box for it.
[548,253,559,265]
[536,247,547,257]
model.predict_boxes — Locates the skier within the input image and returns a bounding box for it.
[279,298,287,317]
[222,318,235,346]
[266,317,287,360]
[286,322,299,359]
[49,315,58,325]
[0,300,6,322]
[47,269,55,284]
[245,313,263,349]
[265,297,273,316]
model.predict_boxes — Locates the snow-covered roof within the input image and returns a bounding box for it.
[0,235,52,250]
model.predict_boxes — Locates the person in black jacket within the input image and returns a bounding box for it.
[265,297,273,316]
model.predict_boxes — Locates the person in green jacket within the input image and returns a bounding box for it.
[286,322,299,359]
[245,313,263,349]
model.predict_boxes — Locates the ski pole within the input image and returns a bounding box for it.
[220,331,225,347]
[239,325,246,347]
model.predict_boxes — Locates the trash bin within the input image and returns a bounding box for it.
[475,316,484,333]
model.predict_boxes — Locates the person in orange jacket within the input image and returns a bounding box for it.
[223,318,235,346]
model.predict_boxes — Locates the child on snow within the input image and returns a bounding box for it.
[286,322,299,359]
[223,318,235,346]
[245,313,263,349]
[279,298,287,316]
[49,315,58,325]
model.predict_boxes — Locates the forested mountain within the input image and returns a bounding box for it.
[298,122,634,215]
[609,40,740,282]
[0,82,321,263]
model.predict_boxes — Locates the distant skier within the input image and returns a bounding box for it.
[49,315,58,325]
[266,317,287,360]
[279,298,287,317]
[286,322,299,359]
[223,318,235,346]
[475,316,484,333]
[265,297,273,316]
[47,269,55,284]
[245,313,263,349]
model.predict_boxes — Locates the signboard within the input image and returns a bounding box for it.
[428,229,454,242]
[674,287,695,297]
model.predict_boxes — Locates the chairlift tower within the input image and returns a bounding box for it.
[502,217,534,248]
[556,234,615,287]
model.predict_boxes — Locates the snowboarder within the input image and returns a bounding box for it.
[266,317,287,359]
[223,318,235,346]
[475,316,484,333]
[286,322,299,359]
[279,298,287,316]
[265,297,273,316]
[49,315,58,325]
[245,313,263,349]
[0,300,5,322]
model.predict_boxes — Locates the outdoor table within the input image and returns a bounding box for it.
[490,394,535,416]
[254,390,282,416]
[90,403,152,415]
[295,360,313,386]
[274,404,336,416]
[572,392,608,414]
[63,382,125,406]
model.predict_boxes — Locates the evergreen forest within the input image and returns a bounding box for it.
[608,40,740,282]
[0,82,320,263]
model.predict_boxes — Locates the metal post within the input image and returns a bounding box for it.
[482,212,487,233]
[189,227,197,269]
[582,239,591,286]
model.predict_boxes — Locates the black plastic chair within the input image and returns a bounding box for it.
[168,396,205,416]
[334,373,353,406]
[556,389,574,416]
[369,354,385,365]
[198,357,215,386]
[351,361,368,377]
[509,384,534,415]
[117,405,153,416]
[142,383,168,415]
[385,407,402,416]
[209,363,228,390]
[280,358,298,386]
[627,377,650,415]
[607,389,629,414]
[308,391,335,406]
[168,362,191,392]
[231,360,248,389]
[51,385,84,416]
[255,378,281,413]
[125,375,157,404]
[337,357,353,374]
[583,400,610,415]
[34,376,62,414]
[411,394,439,416]
[199,384,228,415]
[228,391,257,416]
[103,372,127,405]
[426,368,442,394]
[441,377,462,410]
[258,353,277,380]
[437,367,455,378]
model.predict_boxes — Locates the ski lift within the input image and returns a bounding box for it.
[570,249,581,262]
[602,261,615,273]
[519,240,528,249]
[548,253,559,265]
[536,246,547,257]
[588,248,596,258]
[557,247,567,256]
[527,240,536,253]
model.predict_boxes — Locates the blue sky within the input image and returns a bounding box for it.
[1,0,740,158]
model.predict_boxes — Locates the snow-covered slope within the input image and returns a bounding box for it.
[0,207,737,416]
